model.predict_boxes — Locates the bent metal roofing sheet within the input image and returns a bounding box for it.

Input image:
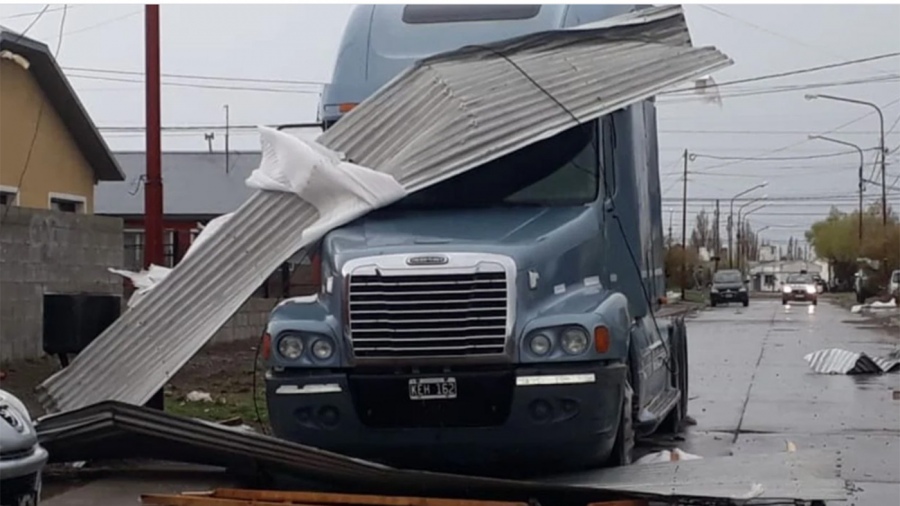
[36,5,731,414]
[36,402,845,503]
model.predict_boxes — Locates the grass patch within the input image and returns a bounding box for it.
[165,389,269,428]
[683,289,707,304]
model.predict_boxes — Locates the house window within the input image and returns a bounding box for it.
[49,193,86,213]
[123,230,145,271]
[123,229,177,269]
[0,186,18,206]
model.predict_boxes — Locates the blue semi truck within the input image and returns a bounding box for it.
[264,4,688,473]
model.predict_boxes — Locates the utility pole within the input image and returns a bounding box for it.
[144,4,164,411]
[224,104,230,173]
[681,149,688,300]
[713,199,720,271]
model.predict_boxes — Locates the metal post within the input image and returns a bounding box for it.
[681,149,688,299]
[224,104,230,173]
[144,4,164,411]
[808,135,865,245]
[728,182,768,269]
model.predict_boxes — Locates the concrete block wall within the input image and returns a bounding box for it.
[0,207,124,362]
[210,297,280,344]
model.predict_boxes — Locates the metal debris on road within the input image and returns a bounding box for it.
[35,402,846,504]
[804,348,900,375]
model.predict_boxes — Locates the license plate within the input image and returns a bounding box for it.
[724,293,733,298]
[408,377,457,401]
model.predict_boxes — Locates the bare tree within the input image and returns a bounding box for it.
[690,209,713,252]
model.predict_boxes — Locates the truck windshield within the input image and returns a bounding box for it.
[388,122,599,210]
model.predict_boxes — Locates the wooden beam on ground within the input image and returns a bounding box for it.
[212,489,528,506]
[142,495,295,506]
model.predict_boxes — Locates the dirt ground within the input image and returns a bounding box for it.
[0,337,269,430]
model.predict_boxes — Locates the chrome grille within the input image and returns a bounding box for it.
[348,271,509,358]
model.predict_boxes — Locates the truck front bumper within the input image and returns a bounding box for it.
[266,362,626,473]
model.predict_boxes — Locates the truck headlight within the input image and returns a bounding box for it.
[806,285,816,294]
[782,286,792,294]
[560,327,589,355]
[311,338,334,360]
[278,335,304,360]
[710,287,719,293]
[739,287,747,292]
[529,334,551,356]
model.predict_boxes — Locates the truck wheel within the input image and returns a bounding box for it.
[608,371,634,467]
[710,299,717,308]
[660,321,688,434]
[742,299,749,307]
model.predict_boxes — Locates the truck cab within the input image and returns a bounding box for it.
[265,4,687,474]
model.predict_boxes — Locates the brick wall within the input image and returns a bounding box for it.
[0,207,124,361]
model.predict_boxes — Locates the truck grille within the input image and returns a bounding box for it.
[348,271,509,358]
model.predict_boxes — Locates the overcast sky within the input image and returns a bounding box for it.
[1,3,899,244]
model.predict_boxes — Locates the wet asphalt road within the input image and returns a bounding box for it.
[677,297,900,505]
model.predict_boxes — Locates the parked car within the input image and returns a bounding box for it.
[889,269,900,299]
[709,269,749,307]
[782,273,818,305]
[0,389,47,506]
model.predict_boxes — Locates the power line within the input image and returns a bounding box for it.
[661,51,900,94]
[48,8,141,41]
[12,4,49,40]
[697,5,898,79]
[689,97,900,172]
[0,4,77,20]
[660,74,900,103]
[692,149,876,162]
[659,129,889,135]
[63,66,328,87]
[65,73,322,94]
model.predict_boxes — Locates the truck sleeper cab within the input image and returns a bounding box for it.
[265,4,686,474]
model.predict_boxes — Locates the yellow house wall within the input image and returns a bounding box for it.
[0,58,95,213]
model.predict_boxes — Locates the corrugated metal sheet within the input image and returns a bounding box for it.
[36,4,732,413]
[318,5,730,192]
[36,402,846,503]
[804,348,900,375]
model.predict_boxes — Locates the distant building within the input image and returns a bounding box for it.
[749,260,823,292]
[95,151,316,296]
[96,151,260,269]
[758,244,778,263]
[0,27,124,212]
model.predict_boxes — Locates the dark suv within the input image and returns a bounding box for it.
[710,269,749,307]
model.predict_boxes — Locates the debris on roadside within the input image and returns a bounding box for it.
[633,448,702,465]
[851,297,898,314]
[804,348,900,375]
[185,391,213,403]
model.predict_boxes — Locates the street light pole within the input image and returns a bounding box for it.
[739,205,767,271]
[809,135,865,245]
[736,198,767,271]
[728,182,768,269]
[806,94,886,225]
[681,149,688,300]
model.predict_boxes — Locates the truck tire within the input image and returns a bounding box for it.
[607,369,634,467]
[742,298,749,307]
[660,320,688,433]
[710,299,717,308]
